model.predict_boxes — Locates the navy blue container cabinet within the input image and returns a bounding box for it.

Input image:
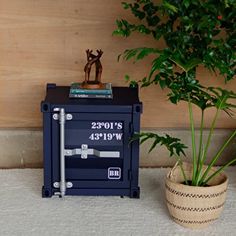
[41,84,142,198]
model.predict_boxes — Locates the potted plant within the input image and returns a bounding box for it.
[113,0,236,229]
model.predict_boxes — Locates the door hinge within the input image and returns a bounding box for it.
[53,182,73,189]
[53,113,73,121]
[128,170,132,181]
[129,122,134,135]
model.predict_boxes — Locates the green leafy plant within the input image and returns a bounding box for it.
[114,0,236,186]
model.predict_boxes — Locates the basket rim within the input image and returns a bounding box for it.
[166,163,228,189]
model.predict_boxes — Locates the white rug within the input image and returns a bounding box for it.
[0,168,236,236]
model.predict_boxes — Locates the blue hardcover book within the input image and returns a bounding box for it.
[69,93,113,99]
[70,83,112,95]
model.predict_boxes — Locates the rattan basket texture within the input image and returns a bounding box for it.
[165,162,228,229]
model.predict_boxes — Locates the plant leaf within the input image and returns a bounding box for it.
[130,132,187,157]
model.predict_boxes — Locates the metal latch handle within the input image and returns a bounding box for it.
[59,108,66,197]
[54,108,73,198]
[64,144,120,159]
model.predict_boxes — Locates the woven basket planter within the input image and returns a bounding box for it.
[165,162,228,229]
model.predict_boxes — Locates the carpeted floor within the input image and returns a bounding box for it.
[0,167,236,236]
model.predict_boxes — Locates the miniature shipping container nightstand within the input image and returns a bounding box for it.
[41,84,142,198]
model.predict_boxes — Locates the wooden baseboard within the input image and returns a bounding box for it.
[0,128,235,168]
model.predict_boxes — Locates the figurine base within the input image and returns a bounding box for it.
[80,81,105,89]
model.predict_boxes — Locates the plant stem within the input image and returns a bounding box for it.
[198,107,220,183]
[199,130,236,185]
[195,110,204,185]
[195,144,205,186]
[202,157,236,186]
[188,95,197,184]
[174,155,188,185]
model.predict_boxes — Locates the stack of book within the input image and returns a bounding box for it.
[69,83,113,99]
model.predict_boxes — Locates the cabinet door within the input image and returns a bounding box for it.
[52,112,132,189]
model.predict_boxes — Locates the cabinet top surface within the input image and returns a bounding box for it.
[44,86,141,106]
